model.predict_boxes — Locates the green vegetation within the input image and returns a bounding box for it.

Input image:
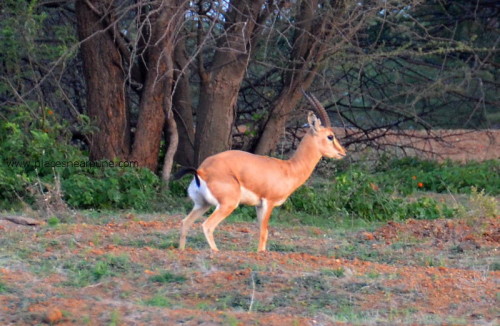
[321,267,345,278]
[373,158,500,195]
[0,279,8,293]
[47,216,60,227]
[62,254,135,287]
[1,111,497,223]
[0,105,160,210]
[142,294,173,308]
[108,310,122,326]
[149,271,187,284]
[283,165,458,222]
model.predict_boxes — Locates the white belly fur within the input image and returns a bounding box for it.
[240,186,262,206]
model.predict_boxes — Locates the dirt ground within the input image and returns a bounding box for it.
[0,213,498,325]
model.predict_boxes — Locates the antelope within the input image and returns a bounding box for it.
[176,91,346,252]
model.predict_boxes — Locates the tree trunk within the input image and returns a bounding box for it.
[75,0,130,161]
[254,0,330,155]
[161,110,179,185]
[129,3,183,171]
[172,41,195,167]
[194,76,241,165]
[194,0,266,165]
[254,88,308,155]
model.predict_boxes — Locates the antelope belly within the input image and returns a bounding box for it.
[240,186,262,206]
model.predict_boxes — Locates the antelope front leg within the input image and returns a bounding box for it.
[256,201,274,252]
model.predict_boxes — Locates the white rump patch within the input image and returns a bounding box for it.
[188,177,219,207]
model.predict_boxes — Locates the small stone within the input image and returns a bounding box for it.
[44,308,63,324]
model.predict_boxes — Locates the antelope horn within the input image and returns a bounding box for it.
[301,89,331,127]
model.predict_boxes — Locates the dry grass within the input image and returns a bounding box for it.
[0,211,498,325]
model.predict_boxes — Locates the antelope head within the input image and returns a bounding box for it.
[303,90,346,159]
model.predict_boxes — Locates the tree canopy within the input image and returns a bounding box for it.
[0,0,498,180]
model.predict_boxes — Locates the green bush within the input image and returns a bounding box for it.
[61,165,159,210]
[374,158,499,195]
[0,105,85,208]
[0,105,160,210]
[285,168,456,221]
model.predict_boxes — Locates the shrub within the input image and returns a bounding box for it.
[0,105,160,210]
[285,168,456,221]
[0,105,85,208]
[374,158,499,195]
[61,165,159,210]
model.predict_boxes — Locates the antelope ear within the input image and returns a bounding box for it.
[308,111,321,133]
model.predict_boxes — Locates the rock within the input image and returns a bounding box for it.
[43,308,63,324]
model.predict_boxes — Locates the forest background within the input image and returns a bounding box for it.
[0,0,498,210]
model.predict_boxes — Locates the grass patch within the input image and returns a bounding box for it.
[117,232,178,249]
[142,294,173,307]
[0,279,9,293]
[321,267,345,278]
[215,292,251,311]
[267,242,300,252]
[149,271,187,284]
[47,216,60,227]
[489,262,500,271]
[62,254,135,287]
[108,310,122,326]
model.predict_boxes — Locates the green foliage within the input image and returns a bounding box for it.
[0,105,160,210]
[62,254,133,287]
[149,271,187,284]
[143,294,172,307]
[374,158,500,195]
[0,105,84,208]
[405,197,455,220]
[0,279,8,293]
[61,165,159,210]
[321,268,345,278]
[47,216,60,227]
[285,167,456,221]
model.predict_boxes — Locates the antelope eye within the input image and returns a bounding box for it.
[327,135,334,141]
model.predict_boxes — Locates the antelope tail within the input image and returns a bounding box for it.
[173,167,200,187]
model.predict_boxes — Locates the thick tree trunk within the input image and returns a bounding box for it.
[130,3,183,171]
[194,0,266,165]
[254,0,329,155]
[254,88,307,155]
[75,0,130,161]
[195,76,241,165]
[172,42,195,167]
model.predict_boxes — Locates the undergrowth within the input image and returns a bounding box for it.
[0,105,160,210]
[0,106,497,221]
[372,157,499,195]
